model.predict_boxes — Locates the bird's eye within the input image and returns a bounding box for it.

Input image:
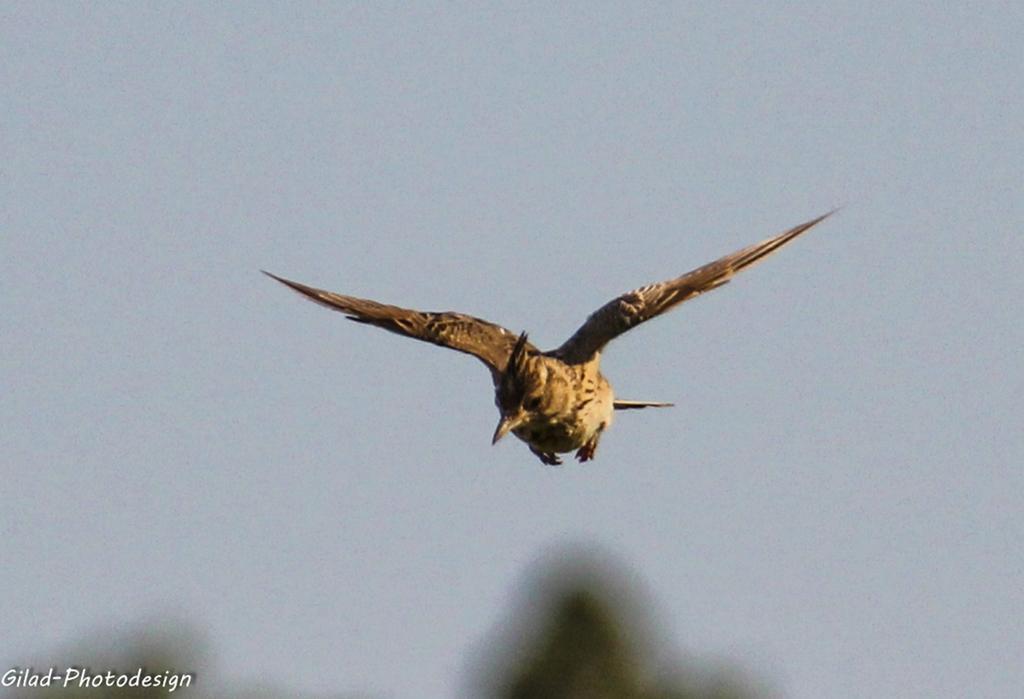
[523,396,542,411]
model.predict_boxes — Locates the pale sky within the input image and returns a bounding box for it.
[3,3,1022,698]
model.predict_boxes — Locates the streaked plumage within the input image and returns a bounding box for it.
[265,212,832,464]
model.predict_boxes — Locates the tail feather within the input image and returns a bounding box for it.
[613,399,674,410]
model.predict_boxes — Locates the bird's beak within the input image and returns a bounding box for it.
[492,415,518,445]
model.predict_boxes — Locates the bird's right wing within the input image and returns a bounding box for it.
[553,212,833,364]
[264,271,536,383]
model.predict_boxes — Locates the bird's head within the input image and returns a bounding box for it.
[492,332,546,444]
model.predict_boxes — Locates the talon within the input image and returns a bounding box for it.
[530,446,562,466]
[575,440,598,462]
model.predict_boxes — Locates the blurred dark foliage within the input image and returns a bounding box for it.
[482,555,756,699]
[497,586,649,699]
[7,555,757,699]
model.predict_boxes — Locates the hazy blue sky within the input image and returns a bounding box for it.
[4,3,1022,697]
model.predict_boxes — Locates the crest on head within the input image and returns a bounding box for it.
[497,332,532,409]
[492,331,538,444]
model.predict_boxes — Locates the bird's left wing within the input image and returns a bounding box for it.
[553,212,833,364]
[263,271,535,383]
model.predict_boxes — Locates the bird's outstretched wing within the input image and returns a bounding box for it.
[263,271,536,383]
[553,212,834,364]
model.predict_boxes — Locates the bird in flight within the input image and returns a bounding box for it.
[265,212,832,465]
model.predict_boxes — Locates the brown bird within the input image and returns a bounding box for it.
[265,212,832,465]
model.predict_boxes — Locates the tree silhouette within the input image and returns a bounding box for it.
[498,586,647,699]
[10,556,757,698]
[485,557,755,699]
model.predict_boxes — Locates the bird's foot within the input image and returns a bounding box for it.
[575,439,598,463]
[530,446,563,466]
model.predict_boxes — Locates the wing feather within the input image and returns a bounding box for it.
[554,212,834,363]
[263,271,533,382]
